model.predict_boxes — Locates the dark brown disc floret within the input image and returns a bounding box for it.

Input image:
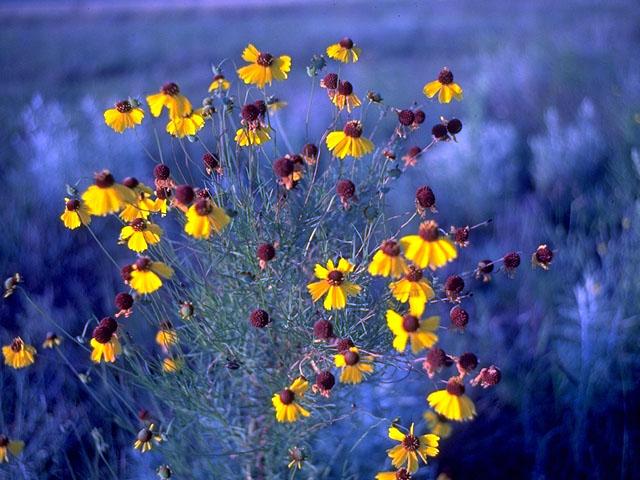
[445,275,465,296]
[153,164,171,180]
[135,257,152,271]
[431,124,449,139]
[343,121,362,138]
[338,81,353,96]
[95,170,115,188]
[313,319,334,340]
[438,68,454,85]
[418,221,439,241]
[446,377,465,396]
[256,52,274,66]
[336,338,354,352]
[404,266,423,282]
[413,110,425,124]
[241,104,260,123]
[401,434,420,452]
[322,73,338,90]
[115,100,132,113]
[115,292,134,311]
[250,309,270,328]
[99,316,118,334]
[131,218,147,231]
[343,350,360,365]
[174,185,195,205]
[256,243,276,262]
[415,186,435,209]
[202,152,219,170]
[402,314,420,333]
[447,118,463,134]
[194,199,213,216]
[161,82,180,96]
[380,239,401,257]
[458,352,478,373]
[339,37,354,49]
[316,371,335,391]
[122,177,139,189]
[336,179,356,199]
[66,198,80,211]
[279,389,295,405]
[92,325,113,344]
[449,306,469,329]
[273,157,294,178]
[327,270,344,286]
[398,109,415,126]
[503,252,521,269]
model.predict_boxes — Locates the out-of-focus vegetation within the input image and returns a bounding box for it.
[1,0,639,478]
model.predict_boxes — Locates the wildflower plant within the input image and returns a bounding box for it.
[7,37,556,478]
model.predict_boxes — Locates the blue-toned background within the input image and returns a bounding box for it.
[1,0,639,478]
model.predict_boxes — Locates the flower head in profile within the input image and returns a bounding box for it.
[423,68,463,103]
[156,322,178,352]
[235,103,273,147]
[424,410,452,439]
[119,180,160,222]
[326,120,374,159]
[387,423,439,473]
[427,377,477,421]
[287,446,306,470]
[0,435,24,464]
[272,377,310,423]
[166,109,205,138]
[400,221,457,270]
[2,337,36,369]
[162,355,183,373]
[326,37,361,63]
[104,99,144,133]
[368,239,409,278]
[386,304,439,354]
[119,218,162,253]
[90,319,121,363]
[60,197,91,230]
[334,346,374,384]
[307,258,361,310]
[42,332,62,349]
[237,44,291,89]
[376,468,414,480]
[332,80,361,113]
[208,73,230,92]
[184,198,230,239]
[130,257,174,294]
[146,82,192,118]
[134,423,163,453]
[389,266,435,316]
[81,170,137,216]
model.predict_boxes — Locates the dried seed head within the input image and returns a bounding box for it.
[405,265,423,282]
[406,146,421,159]
[343,350,360,365]
[316,371,336,391]
[431,124,449,139]
[339,37,354,49]
[534,244,553,267]
[250,309,270,328]
[478,260,494,274]
[174,185,195,205]
[336,179,356,198]
[481,365,501,386]
[402,314,420,333]
[445,275,465,295]
[256,52,274,66]
[418,221,440,242]
[153,164,171,180]
[327,270,344,286]
[336,338,354,352]
[161,82,180,96]
[343,120,362,138]
[446,377,465,396]
[121,264,134,282]
[413,110,426,124]
[99,316,118,334]
[122,176,139,189]
[426,347,451,369]
[256,243,276,262]
[114,292,134,311]
[322,73,338,90]
[92,325,112,344]
[438,68,454,85]
[194,199,212,216]
[202,152,219,170]
[458,352,478,373]
[398,109,415,126]
[503,252,521,270]
[415,186,436,209]
[302,143,318,159]
[453,226,470,246]
[273,157,294,177]
[131,218,147,231]
[253,100,267,118]
[241,104,260,123]
[95,170,115,188]
[380,239,401,257]
[115,100,132,113]
[156,187,171,200]
[279,389,294,405]
[447,118,463,134]
[195,188,210,200]
[313,319,334,340]
[338,80,353,96]
[66,198,80,211]
[449,306,469,329]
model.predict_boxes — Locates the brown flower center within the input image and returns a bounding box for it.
[257,52,274,66]
[395,469,412,480]
[135,257,151,271]
[402,315,420,333]
[10,338,23,352]
[338,81,353,96]
[279,389,295,405]
[194,199,213,216]
[131,218,147,231]
[401,434,420,452]
[418,221,439,241]
[446,377,466,396]
[327,270,344,286]
[0,436,8,447]
[344,351,360,365]
[94,170,115,188]
[380,240,400,257]
[115,100,132,113]
[241,104,260,123]
[404,266,423,282]
[438,68,454,84]
[322,73,338,90]
[339,37,354,49]
[161,82,180,96]
[137,428,153,443]
[212,73,224,81]
[66,198,80,211]
[343,121,362,138]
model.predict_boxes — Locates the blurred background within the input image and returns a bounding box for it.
[1,0,639,478]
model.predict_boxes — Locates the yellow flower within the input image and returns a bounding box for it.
[389,266,435,316]
[326,37,361,63]
[326,120,374,159]
[162,356,183,372]
[386,423,439,474]
[334,347,374,384]
[307,258,361,310]
[2,337,36,369]
[146,82,192,118]
[386,306,439,354]
[81,170,137,216]
[184,199,230,239]
[90,322,121,363]
[375,469,414,480]
[119,181,159,222]
[0,435,24,464]
[427,377,476,421]
[103,100,144,133]
[423,410,453,439]
[272,377,310,423]
[60,197,91,230]
[237,44,291,89]
[208,73,230,92]
[156,323,178,352]
[287,447,306,469]
[166,109,205,138]
[42,332,62,349]
[400,221,457,270]
[134,423,163,453]
[331,81,361,113]
[130,257,174,295]
[119,218,162,253]
[423,68,463,104]
[368,240,409,278]
[235,103,272,147]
